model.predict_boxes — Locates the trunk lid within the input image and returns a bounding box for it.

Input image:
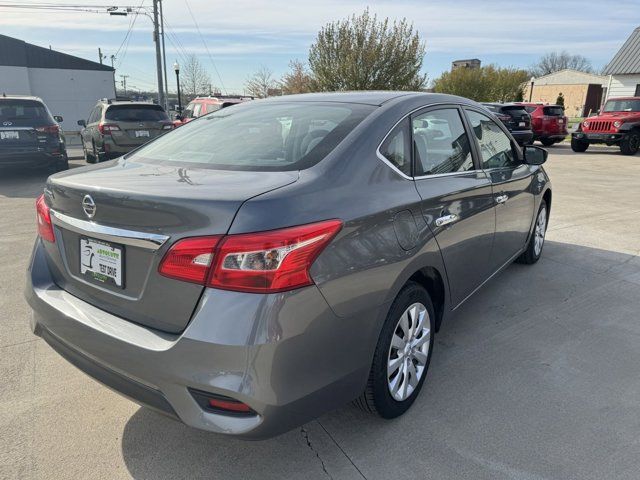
[43,159,298,333]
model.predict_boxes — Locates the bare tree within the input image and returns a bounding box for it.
[530,51,594,77]
[281,60,314,95]
[308,9,427,91]
[181,54,211,97]
[245,66,278,98]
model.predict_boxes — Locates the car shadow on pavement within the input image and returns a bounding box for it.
[119,240,640,480]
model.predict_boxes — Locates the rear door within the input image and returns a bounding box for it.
[500,106,531,132]
[411,106,496,307]
[105,104,170,147]
[464,108,535,268]
[542,105,566,134]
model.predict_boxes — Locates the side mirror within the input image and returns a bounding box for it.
[53,115,63,123]
[77,119,86,127]
[523,145,547,165]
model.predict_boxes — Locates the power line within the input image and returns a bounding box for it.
[184,0,227,95]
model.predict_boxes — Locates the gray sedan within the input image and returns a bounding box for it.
[26,92,551,439]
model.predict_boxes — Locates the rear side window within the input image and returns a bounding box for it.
[412,108,474,176]
[130,102,375,171]
[379,118,411,176]
[204,103,221,114]
[465,110,517,169]
[543,106,564,116]
[524,106,537,114]
[0,100,53,126]
[105,104,169,122]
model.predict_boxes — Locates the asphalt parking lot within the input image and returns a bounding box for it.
[1,144,639,480]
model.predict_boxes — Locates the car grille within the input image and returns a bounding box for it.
[586,121,613,132]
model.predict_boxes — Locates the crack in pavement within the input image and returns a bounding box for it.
[301,425,333,480]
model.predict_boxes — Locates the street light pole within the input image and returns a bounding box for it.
[152,0,165,107]
[159,0,169,111]
[174,62,182,115]
[529,77,535,102]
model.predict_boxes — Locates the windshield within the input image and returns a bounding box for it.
[0,100,53,126]
[128,102,375,171]
[105,104,169,122]
[603,99,640,112]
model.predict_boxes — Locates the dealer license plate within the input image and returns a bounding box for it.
[80,237,124,287]
[135,130,150,138]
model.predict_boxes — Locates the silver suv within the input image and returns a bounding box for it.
[78,99,173,163]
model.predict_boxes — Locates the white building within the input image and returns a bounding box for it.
[0,34,115,132]
[603,27,640,100]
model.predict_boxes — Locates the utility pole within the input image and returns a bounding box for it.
[119,74,129,96]
[152,0,165,107]
[159,0,169,111]
[98,47,105,64]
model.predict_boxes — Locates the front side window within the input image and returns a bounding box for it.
[105,104,169,122]
[465,110,518,169]
[412,108,474,176]
[379,118,411,176]
[129,102,375,171]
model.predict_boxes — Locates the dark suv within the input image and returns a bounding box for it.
[78,99,173,163]
[482,103,533,145]
[0,95,68,171]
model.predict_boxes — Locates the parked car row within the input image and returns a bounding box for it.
[482,102,568,147]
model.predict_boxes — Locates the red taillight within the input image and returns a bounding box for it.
[35,125,59,135]
[158,236,222,284]
[158,220,343,293]
[208,398,252,413]
[36,194,55,243]
[98,123,121,135]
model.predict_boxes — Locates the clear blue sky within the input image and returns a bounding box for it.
[0,0,636,94]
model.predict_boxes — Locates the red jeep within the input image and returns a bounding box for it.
[517,103,568,146]
[571,97,640,155]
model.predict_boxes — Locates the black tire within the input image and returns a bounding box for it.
[571,138,589,152]
[516,200,548,265]
[92,142,105,163]
[540,137,555,147]
[620,131,640,155]
[84,144,96,163]
[55,154,69,172]
[354,282,435,418]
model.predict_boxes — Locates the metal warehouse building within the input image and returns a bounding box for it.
[0,34,115,132]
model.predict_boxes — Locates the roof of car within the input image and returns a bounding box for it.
[0,94,44,102]
[101,100,162,107]
[259,91,486,107]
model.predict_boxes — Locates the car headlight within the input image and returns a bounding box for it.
[613,121,622,128]
[583,121,589,128]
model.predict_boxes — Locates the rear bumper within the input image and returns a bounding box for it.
[25,239,377,439]
[0,151,65,168]
[572,132,624,144]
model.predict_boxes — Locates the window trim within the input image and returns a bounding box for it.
[376,102,484,180]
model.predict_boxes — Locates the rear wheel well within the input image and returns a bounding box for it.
[408,267,446,331]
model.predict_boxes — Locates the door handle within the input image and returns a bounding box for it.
[435,214,459,227]
[495,194,509,204]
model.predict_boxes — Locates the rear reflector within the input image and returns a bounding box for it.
[188,388,256,417]
[36,194,55,243]
[158,220,343,293]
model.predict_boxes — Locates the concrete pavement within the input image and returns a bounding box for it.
[1,144,639,480]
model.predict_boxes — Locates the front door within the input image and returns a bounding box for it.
[411,106,496,307]
[464,109,535,268]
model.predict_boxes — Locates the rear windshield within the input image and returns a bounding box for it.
[501,106,529,117]
[128,102,375,171]
[603,99,640,112]
[0,100,53,126]
[105,104,169,122]
[543,106,564,116]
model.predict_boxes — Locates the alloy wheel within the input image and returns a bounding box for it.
[534,207,547,256]
[387,302,430,401]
